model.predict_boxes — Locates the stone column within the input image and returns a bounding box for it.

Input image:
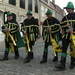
[16,0,20,7]
[52,0,55,4]
[26,0,28,10]
[3,0,8,3]
[32,0,35,12]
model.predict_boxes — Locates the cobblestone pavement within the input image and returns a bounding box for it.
[0,38,75,75]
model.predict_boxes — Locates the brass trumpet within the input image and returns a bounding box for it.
[24,34,31,52]
[6,32,17,46]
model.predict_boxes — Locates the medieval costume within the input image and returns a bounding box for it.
[1,11,24,61]
[21,10,40,63]
[40,9,60,63]
[55,2,75,70]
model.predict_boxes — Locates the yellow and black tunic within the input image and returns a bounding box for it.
[2,21,19,43]
[60,12,75,57]
[61,12,75,40]
[2,20,24,49]
[21,17,40,47]
[43,17,60,44]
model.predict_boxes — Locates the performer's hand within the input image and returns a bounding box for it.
[4,28,10,32]
[66,23,70,28]
[24,31,27,34]
[48,29,51,33]
[7,29,11,32]
[36,38,38,41]
[70,30,73,34]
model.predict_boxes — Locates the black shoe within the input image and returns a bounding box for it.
[15,55,19,59]
[14,47,19,59]
[55,56,66,70]
[70,63,74,69]
[55,63,65,70]
[40,59,47,64]
[0,51,9,61]
[70,56,75,69]
[24,52,31,63]
[40,51,47,64]
[52,56,58,62]
[24,59,30,63]
[0,57,8,61]
[30,52,33,59]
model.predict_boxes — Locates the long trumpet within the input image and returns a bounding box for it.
[47,20,58,56]
[24,34,31,52]
[6,32,17,46]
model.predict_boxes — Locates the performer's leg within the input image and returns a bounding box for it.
[24,41,34,63]
[29,41,34,59]
[52,34,58,62]
[55,39,70,70]
[40,42,48,64]
[0,42,9,61]
[52,52,58,62]
[14,46,19,59]
[70,56,75,69]
[70,45,75,69]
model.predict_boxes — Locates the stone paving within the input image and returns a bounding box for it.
[0,38,75,75]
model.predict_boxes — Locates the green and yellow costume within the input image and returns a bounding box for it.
[1,11,24,61]
[55,2,75,70]
[21,10,40,63]
[40,9,61,63]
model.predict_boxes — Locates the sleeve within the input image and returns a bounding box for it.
[2,22,8,33]
[54,18,60,24]
[42,20,47,37]
[21,23,24,32]
[2,25,6,33]
[10,22,19,34]
[21,20,26,33]
[34,19,40,38]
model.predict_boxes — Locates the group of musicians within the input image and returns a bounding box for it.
[1,2,75,70]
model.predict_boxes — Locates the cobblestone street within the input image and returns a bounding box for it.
[0,38,75,75]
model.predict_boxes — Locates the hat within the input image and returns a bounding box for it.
[64,2,74,9]
[26,10,32,15]
[7,11,12,16]
[45,9,52,15]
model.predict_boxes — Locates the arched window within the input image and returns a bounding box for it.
[28,0,32,11]
[35,0,38,13]
[20,0,25,9]
[0,12,2,32]
[20,15,25,23]
[0,0,2,1]
[9,0,16,5]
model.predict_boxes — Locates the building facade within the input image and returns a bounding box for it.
[0,0,65,41]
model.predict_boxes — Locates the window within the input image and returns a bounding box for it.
[20,15,25,37]
[28,0,32,11]
[0,0,2,1]
[9,0,16,5]
[0,12,2,32]
[44,0,48,3]
[45,8,48,13]
[41,6,45,17]
[35,0,38,13]
[20,15,25,23]
[20,0,25,9]
[45,8,48,17]
[42,0,48,3]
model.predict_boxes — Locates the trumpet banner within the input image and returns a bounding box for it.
[24,34,31,52]
[70,34,75,58]
[50,37,62,54]
[9,43,14,53]
[16,31,25,48]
